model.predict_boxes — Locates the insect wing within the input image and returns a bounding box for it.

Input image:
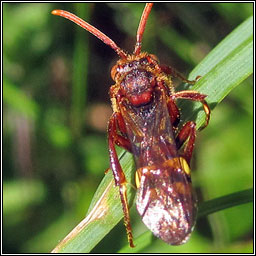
[120,89,178,167]
[136,157,197,245]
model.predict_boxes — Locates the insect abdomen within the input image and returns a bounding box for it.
[135,157,197,245]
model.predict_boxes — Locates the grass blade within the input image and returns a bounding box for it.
[182,16,253,129]
[197,188,253,218]
[51,151,136,253]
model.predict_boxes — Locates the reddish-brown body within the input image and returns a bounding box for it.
[52,3,210,247]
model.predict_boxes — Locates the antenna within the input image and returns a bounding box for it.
[134,3,153,55]
[51,10,127,59]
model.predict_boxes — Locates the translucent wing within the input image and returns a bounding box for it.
[136,157,197,245]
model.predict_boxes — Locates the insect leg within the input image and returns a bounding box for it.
[175,121,196,165]
[171,90,211,130]
[108,113,135,248]
[161,64,201,85]
[167,98,180,128]
[115,112,132,152]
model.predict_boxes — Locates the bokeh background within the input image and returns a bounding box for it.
[3,2,253,253]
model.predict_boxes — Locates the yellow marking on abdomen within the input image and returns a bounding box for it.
[134,157,190,189]
[163,157,191,175]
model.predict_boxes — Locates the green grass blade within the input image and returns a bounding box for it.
[51,16,253,253]
[182,16,253,129]
[51,151,136,253]
[197,188,253,218]
[70,4,90,137]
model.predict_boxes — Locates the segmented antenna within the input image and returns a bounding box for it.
[51,10,127,59]
[134,3,153,55]
[52,3,153,58]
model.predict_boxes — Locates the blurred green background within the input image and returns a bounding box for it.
[3,3,253,253]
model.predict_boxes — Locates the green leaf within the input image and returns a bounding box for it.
[51,16,253,253]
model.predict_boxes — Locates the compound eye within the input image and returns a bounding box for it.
[139,57,148,66]
[111,65,118,81]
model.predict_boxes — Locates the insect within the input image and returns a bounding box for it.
[52,3,210,247]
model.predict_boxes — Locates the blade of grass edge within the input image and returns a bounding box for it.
[51,151,136,253]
